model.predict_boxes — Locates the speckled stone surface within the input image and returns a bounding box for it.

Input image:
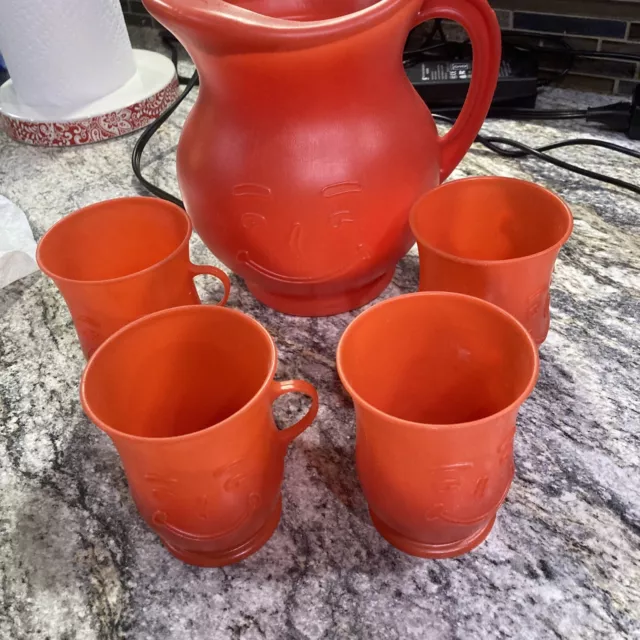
[1,32,639,640]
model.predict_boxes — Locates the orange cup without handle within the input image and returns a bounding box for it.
[410,177,573,346]
[36,197,230,358]
[81,305,319,568]
[337,292,539,559]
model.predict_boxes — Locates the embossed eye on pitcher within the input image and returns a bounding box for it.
[143,0,501,315]
[81,305,319,567]
[337,293,539,558]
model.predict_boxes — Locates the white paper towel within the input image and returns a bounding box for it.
[0,0,136,117]
[0,196,38,289]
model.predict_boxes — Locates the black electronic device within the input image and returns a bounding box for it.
[405,50,539,111]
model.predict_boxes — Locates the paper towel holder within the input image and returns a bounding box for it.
[0,50,178,147]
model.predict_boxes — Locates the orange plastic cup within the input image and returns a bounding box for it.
[337,292,539,559]
[37,197,231,358]
[81,305,319,567]
[410,177,573,345]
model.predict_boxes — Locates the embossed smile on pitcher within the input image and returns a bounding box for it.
[233,181,372,283]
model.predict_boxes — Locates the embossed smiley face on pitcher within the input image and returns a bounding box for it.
[229,181,374,284]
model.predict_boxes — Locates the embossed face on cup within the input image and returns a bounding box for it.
[422,429,516,525]
[230,181,373,283]
[523,286,551,344]
[140,459,264,543]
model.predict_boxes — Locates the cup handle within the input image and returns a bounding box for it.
[270,380,319,447]
[189,263,231,306]
[416,0,501,182]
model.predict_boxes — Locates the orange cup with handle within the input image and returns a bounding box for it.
[37,197,230,358]
[81,304,319,567]
[337,292,539,559]
[410,177,573,345]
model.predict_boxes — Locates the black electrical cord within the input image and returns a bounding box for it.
[503,32,575,87]
[161,31,199,86]
[499,30,575,86]
[435,106,588,119]
[433,114,640,195]
[558,49,640,63]
[487,108,586,119]
[503,137,640,161]
[501,31,640,86]
[502,30,640,63]
[131,71,198,208]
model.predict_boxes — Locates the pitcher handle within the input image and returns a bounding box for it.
[270,380,319,447]
[417,0,501,182]
[190,264,231,306]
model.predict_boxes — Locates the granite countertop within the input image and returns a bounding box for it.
[1,42,639,638]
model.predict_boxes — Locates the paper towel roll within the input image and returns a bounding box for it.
[0,0,136,117]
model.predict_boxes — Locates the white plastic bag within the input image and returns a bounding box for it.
[0,195,38,288]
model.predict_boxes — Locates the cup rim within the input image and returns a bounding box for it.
[80,305,278,444]
[409,176,574,267]
[336,291,540,430]
[36,196,192,287]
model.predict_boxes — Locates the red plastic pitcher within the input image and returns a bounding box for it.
[337,292,539,558]
[143,0,501,316]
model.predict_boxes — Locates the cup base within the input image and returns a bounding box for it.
[161,498,282,567]
[246,269,395,316]
[369,510,496,559]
